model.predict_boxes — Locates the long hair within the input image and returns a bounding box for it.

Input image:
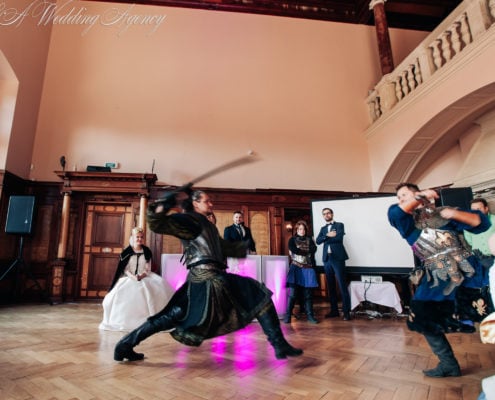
[294,220,308,236]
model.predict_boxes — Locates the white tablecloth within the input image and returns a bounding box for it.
[348,281,402,313]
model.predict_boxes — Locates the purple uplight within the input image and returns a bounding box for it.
[161,254,289,316]
[161,254,188,290]
[226,256,261,280]
[262,256,288,316]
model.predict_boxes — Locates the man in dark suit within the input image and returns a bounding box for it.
[224,211,256,254]
[316,208,351,320]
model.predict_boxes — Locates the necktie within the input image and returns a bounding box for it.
[327,224,333,253]
[236,225,243,238]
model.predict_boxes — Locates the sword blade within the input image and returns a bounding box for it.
[160,152,259,195]
[189,153,258,185]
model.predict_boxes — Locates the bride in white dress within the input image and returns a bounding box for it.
[99,227,173,331]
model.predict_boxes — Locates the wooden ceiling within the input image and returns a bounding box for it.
[94,0,463,31]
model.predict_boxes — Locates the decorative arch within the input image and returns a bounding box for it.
[379,83,495,192]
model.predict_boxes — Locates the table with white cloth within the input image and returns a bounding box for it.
[348,281,403,313]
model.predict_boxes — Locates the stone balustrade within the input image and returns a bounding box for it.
[366,0,495,123]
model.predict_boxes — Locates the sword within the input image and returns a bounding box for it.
[157,151,259,201]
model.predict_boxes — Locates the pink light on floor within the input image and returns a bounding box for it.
[232,325,258,371]
[210,335,227,364]
[207,325,259,370]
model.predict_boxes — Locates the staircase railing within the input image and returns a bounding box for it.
[366,0,495,123]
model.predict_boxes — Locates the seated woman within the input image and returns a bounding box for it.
[99,227,173,331]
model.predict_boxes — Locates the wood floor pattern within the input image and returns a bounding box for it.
[0,303,494,400]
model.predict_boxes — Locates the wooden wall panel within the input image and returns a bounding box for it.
[92,210,125,246]
[249,210,269,255]
[0,172,379,303]
[88,254,118,292]
[30,204,53,262]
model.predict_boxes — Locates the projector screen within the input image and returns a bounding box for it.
[311,195,415,273]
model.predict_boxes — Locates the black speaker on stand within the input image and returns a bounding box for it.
[1,196,52,304]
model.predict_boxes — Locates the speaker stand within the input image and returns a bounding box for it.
[0,236,53,305]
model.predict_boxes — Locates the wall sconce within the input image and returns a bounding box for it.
[285,223,293,232]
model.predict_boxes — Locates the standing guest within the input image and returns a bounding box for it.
[99,227,173,331]
[224,210,256,254]
[113,190,302,361]
[388,183,491,378]
[478,233,495,400]
[460,198,495,330]
[464,198,495,269]
[316,208,352,320]
[285,220,319,324]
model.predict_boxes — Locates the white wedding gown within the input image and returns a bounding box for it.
[99,253,174,332]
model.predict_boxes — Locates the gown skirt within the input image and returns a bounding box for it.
[99,272,174,332]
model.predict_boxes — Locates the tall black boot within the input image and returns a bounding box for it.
[284,290,296,324]
[422,333,461,377]
[304,288,318,324]
[257,303,303,359]
[114,306,183,362]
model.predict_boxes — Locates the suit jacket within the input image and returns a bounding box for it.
[224,224,256,252]
[315,222,349,262]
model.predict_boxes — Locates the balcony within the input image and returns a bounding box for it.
[364,0,495,192]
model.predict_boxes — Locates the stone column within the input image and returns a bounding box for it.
[57,192,71,258]
[370,0,394,75]
[139,195,148,231]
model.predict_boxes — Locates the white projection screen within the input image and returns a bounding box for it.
[311,195,415,273]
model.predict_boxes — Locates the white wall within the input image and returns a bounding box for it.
[28,1,427,192]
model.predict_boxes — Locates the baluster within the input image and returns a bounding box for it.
[401,71,410,96]
[395,76,404,101]
[489,0,495,20]
[368,98,377,122]
[407,65,416,91]
[413,58,423,85]
[459,13,472,48]
[450,21,463,55]
[369,98,381,121]
[430,39,443,70]
[375,97,382,119]
[440,31,453,63]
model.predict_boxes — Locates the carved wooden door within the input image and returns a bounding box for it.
[79,203,134,299]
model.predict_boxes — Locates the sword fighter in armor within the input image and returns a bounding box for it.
[388,183,492,377]
[114,188,303,362]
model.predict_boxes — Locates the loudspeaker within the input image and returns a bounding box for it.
[439,187,473,209]
[5,195,36,235]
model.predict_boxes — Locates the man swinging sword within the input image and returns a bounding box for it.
[114,154,303,361]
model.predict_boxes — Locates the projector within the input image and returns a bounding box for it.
[361,275,383,283]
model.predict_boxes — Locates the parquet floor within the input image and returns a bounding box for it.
[0,302,494,400]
